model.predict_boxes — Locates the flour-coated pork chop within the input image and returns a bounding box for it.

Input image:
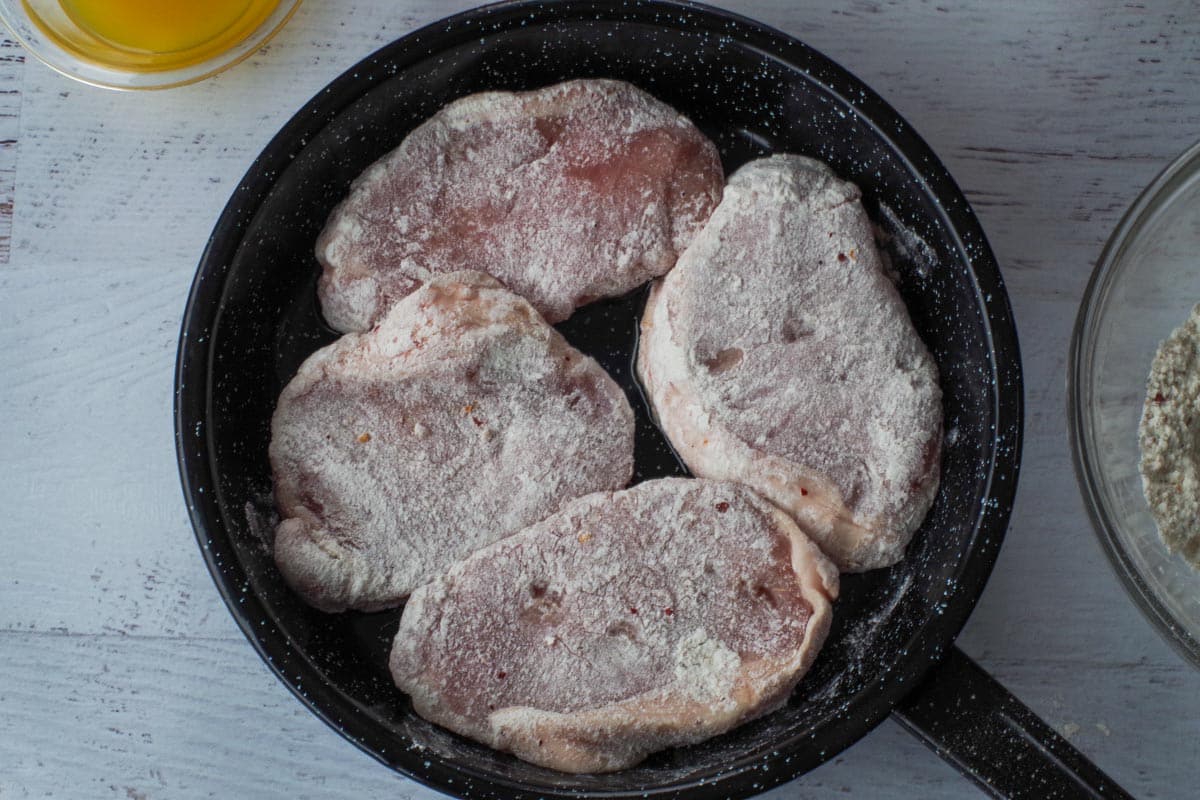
[270,271,635,612]
[315,79,723,332]
[637,155,942,572]
[389,478,838,773]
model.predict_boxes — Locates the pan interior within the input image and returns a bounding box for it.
[183,5,1017,797]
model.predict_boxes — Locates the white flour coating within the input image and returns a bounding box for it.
[269,271,635,612]
[672,629,740,707]
[316,78,724,332]
[638,154,943,572]
[1139,303,1200,568]
[390,478,839,773]
[877,201,938,280]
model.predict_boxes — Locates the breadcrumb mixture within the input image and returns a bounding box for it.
[1139,303,1200,569]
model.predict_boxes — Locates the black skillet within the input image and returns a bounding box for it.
[174,2,1132,797]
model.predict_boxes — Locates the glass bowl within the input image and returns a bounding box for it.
[0,0,302,90]
[1070,138,1200,669]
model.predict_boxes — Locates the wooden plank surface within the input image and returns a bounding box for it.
[3,1,1200,797]
[0,37,21,264]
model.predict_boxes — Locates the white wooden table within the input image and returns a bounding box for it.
[2,2,1199,797]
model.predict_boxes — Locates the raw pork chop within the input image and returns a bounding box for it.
[390,478,838,773]
[637,155,942,572]
[316,79,723,332]
[270,271,635,612]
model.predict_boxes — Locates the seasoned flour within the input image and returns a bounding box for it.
[1139,303,1200,568]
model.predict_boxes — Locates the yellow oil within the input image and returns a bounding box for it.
[24,0,282,72]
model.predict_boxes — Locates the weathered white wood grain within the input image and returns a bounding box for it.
[3,1,1200,798]
[0,633,1192,799]
[0,38,22,264]
[9,1,469,268]
[0,257,235,641]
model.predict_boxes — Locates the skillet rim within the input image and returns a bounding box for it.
[174,1,1024,796]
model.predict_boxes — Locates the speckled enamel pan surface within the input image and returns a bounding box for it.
[175,1,1022,797]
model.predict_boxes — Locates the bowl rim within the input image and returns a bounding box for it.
[1068,137,1200,671]
[0,0,303,91]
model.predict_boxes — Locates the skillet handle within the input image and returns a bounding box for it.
[891,646,1133,799]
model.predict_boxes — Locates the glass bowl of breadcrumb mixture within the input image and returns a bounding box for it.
[1071,138,1200,669]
